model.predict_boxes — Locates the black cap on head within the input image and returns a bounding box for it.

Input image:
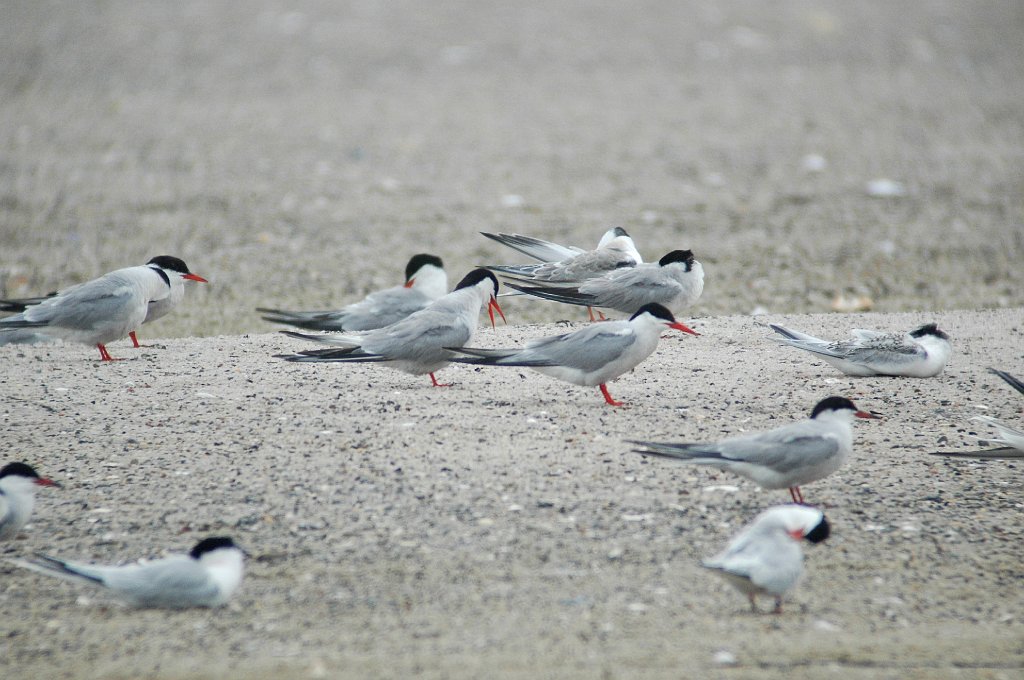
[404,254,444,281]
[804,516,830,544]
[909,323,949,340]
[0,462,40,480]
[658,249,695,269]
[147,256,192,274]
[454,268,499,297]
[810,396,858,419]
[629,303,676,323]
[190,536,238,559]
[611,227,630,237]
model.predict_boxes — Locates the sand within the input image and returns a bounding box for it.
[1,1,1023,678]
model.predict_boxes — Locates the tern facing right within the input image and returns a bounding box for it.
[0,462,60,541]
[275,268,505,387]
[9,537,244,609]
[0,256,205,360]
[769,322,952,377]
[703,505,830,614]
[448,302,697,406]
[257,254,447,332]
[482,227,642,282]
[629,396,879,503]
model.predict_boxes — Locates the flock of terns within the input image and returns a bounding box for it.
[2,227,1020,614]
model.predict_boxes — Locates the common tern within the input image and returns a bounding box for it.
[0,463,59,541]
[769,322,952,377]
[9,536,244,608]
[276,268,505,387]
[0,256,206,359]
[257,254,447,332]
[448,303,697,406]
[482,227,642,282]
[629,396,879,503]
[703,504,830,614]
[504,249,703,318]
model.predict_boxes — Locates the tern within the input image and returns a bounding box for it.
[629,396,879,503]
[504,249,703,318]
[0,256,207,359]
[0,463,60,541]
[931,369,1024,458]
[257,254,447,332]
[9,536,244,608]
[482,227,642,282]
[703,504,830,614]
[276,268,505,387]
[769,322,952,377]
[448,302,697,406]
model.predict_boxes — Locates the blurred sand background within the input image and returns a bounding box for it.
[1,1,1023,678]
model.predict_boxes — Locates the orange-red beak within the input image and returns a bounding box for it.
[183,273,208,283]
[403,278,415,289]
[788,528,805,540]
[669,322,699,336]
[35,477,61,488]
[487,296,507,329]
[855,410,881,419]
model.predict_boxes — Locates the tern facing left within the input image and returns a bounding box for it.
[276,268,505,387]
[482,227,642,283]
[629,396,879,503]
[0,462,60,541]
[769,322,952,377]
[448,303,697,406]
[703,505,830,614]
[9,536,244,609]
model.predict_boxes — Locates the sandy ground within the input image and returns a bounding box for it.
[2,1,1023,678]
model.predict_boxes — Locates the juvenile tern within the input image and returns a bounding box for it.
[0,256,206,359]
[504,249,703,318]
[769,322,952,377]
[276,268,505,387]
[703,504,830,614]
[629,396,879,503]
[0,463,60,541]
[10,536,244,608]
[257,254,447,332]
[449,303,697,406]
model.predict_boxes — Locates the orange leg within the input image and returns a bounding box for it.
[599,384,624,407]
[789,487,805,504]
[129,331,141,348]
[429,373,452,387]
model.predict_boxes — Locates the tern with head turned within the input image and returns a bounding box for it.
[257,254,447,332]
[703,504,830,614]
[504,249,703,318]
[276,268,505,387]
[482,227,642,282]
[9,537,244,608]
[0,463,60,541]
[769,322,952,377]
[629,396,879,503]
[448,302,697,406]
[0,256,207,359]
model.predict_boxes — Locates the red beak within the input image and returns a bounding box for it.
[403,278,415,289]
[855,410,881,419]
[669,322,699,336]
[183,273,208,283]
[487,296,507,329]
[35,477,61,488]
[787,528,804,540]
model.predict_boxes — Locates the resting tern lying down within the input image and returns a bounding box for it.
[703,504,830,614]
[448,302,697,406]
[275,268,505,387]
[0,462,60,541]
[257,254,447,332]
[629,396,879,503]
[0,256,207,358]
[503,249,703,318]
[769,322,952,377]
[10,537,244,608]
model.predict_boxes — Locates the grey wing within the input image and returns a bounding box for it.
[519,324,637,371]
[362,309,472,359]
[110,559,218,607]
[527,249,638,282]
[715,425,840,472]
[840,334,925,366]
[22,275,136,330]
[480,232,582,262]
[579,266,682,310]
[344,287,432,329]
